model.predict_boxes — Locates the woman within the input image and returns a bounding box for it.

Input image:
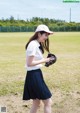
[23,24,54,113]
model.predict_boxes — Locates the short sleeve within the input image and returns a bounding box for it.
[26,41,38,56]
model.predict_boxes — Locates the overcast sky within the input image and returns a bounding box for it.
[0,0,80,22]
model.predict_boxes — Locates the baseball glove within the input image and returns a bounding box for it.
[45,53,57,67]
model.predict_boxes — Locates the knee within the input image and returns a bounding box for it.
[43,98,52,107]
[37,100,40,107]
[33,99,40,108]
[47,99,52,106]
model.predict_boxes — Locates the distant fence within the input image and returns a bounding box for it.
[0,26,36,32]
[0,26,80,32]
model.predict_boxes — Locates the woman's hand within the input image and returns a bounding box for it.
[45,57,55,62]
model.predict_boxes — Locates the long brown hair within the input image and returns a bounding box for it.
[25,31,50,54]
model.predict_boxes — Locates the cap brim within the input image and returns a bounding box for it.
[46,30,53,35]
[35,30,53,35]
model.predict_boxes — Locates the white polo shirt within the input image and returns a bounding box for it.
[25,40,43,71]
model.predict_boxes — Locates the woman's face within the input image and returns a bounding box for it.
[38,32,49,42]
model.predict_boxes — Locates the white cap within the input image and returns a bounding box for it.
[35,24,53,34]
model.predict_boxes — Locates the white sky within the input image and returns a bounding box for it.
[0,0,80,22]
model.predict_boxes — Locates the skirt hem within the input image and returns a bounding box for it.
[23,95,52,101]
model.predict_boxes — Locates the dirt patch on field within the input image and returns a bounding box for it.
[0,89,80,113]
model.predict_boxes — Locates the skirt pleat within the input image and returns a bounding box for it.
[23,69,52,100]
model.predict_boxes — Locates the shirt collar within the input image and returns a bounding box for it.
[35,40,40,47]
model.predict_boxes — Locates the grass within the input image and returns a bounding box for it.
[0,32,80,96]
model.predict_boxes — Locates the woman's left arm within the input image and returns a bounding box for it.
[27,56,52,67]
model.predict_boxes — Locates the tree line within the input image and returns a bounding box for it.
[0,16,80,32]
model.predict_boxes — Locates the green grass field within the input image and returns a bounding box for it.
[0,32,80,95]
[0,32,80,113]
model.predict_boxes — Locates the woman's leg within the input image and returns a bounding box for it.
[30,99,40,113]
[42,98,52,113]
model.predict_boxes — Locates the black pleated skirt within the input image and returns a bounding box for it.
[23,69,52,100]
